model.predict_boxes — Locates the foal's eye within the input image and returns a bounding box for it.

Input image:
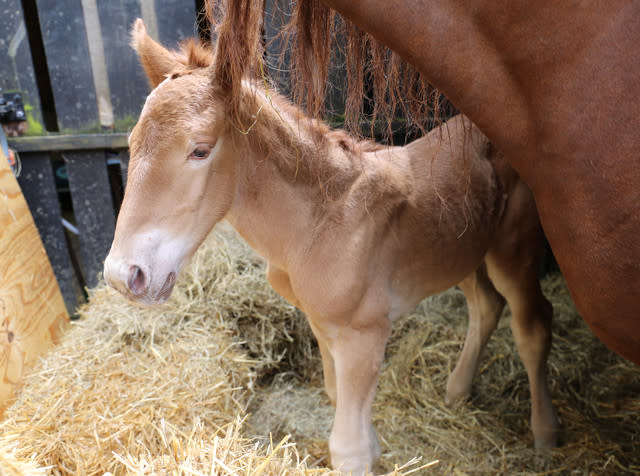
[188,144,213,160]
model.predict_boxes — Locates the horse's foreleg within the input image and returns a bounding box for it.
[446,265,505,404]
[320,318,390,475]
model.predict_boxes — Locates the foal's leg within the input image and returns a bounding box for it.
[309,322,337,405]
[266,265,339,405]
[266,264,300,307]
[266,265,338,405]
[314,313,391,475]
[485,249,559,448]
[446,265,506,404]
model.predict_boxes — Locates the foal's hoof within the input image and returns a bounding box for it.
[445,372,473,406]
[330,429,380,476]
[533,426,560,450]
[330,455,375,476]
[532,407,560,449]
[444,388,471,406]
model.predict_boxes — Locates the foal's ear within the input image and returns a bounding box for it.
[131,19,180,89]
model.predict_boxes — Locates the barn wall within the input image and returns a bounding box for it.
[3,1,200,312]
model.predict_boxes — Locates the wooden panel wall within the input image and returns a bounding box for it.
[6,2,199,314]
[0,0,44,134]
[0,150,68,414]
[18,152,81,309]
[35,0,100,132]
[34,0,198,134]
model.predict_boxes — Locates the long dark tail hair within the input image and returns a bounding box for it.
[206,0,455,142]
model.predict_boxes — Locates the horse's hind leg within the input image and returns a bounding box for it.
[446,264,506,404]
[485,230,559,448]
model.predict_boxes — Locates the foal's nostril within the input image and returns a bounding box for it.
[128,265,147,295]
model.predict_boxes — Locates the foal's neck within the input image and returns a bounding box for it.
[239,83,364,184]
[225,83,371,267]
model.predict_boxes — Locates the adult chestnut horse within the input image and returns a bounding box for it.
[211,1,640,365]
[105,21,557,474]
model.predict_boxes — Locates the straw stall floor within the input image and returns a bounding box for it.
[248,275,640,475]
[0,224,638,475]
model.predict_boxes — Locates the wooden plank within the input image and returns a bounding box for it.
[64,150,115,289]
[35,0,100,133]
[96,0,147,132]
[17,152,81,311]
[81,0,115,129]
[9,133,129,152]
[0,0,45,135]
[88,0,198,133]
[0,148,68,414]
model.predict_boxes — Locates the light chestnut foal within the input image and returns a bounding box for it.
[104,21,558,475]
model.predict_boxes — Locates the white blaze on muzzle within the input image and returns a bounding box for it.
[104,227,191,305]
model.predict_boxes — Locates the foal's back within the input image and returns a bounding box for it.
[353,115,520,314]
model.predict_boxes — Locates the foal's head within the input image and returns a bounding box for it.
[104,20,236,304]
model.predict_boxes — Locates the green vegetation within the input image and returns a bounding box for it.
[114,114,138,133]
[24,104,44,136]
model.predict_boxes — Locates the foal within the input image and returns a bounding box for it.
[104,21,558,475]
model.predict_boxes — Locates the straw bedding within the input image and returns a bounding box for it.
[0,224,637,475]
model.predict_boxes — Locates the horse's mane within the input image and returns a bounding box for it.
[205,0,454,141]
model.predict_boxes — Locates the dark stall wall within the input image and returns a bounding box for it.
[97,0,198,133]
[7,1,294,136]
[34,0,197,134]
[95,0,150,132]
[153,0,199,46]
[0,0,44,135]
[35,0,100,132]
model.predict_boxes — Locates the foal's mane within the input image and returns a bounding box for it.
[174,38,387,158]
